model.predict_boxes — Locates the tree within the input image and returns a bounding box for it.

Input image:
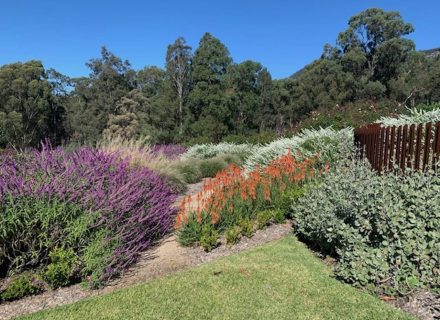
[135,67,179,143]
[102,94,141,140]
[337,8,414,81]
[226,60,267,134]
[0,61,59,147]
[67,47,135,143]
[137,66,166,98]
[256,68,276,131]
[188,33,232,141]
[165,37,192,131]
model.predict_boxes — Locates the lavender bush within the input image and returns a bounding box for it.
[0,145,177,287]
[150,144,186,159]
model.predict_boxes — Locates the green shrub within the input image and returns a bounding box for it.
[1,273,43,301]
[256,209,286,226]
[218,154,243,166]
[162,173,188,194]
[198,157,227,178]
[177,216,203,247]
[82,230,120,288]
[43,248,78,289]
[0,197,97,273]
[256,211,272,229]
[184,136,211,147]
[200,225,219,252]
[238,219,255,238]
[270,209,286,224]
[273,186,307,218]
[294,158,440,294]
[225,226,242,245]
[174,161,203,184]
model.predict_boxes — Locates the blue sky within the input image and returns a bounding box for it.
[1,0,439,79]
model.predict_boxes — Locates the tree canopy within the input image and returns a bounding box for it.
[1,8,439,148]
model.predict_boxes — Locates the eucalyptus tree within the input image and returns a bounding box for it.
[165,37,192,132]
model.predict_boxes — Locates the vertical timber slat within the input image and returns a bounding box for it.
[415,124,423,171]
[423,122,432,170]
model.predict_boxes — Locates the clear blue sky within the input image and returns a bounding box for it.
[1,0,439,79]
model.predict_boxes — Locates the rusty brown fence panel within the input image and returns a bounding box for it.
[354,121,440,172]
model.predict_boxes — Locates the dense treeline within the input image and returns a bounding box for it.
[1,8,440,148]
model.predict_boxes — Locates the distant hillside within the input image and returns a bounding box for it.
[421,47,440,59]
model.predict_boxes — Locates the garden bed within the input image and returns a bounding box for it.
[0,221,292,320]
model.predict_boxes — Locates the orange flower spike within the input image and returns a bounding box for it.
[175,213,182,229]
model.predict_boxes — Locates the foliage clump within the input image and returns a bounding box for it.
[376,105,440,126]
[294,158,440,295]
[43,248,79,289]
[181,142,256,161]
[243,128,353,171]
[0,145,177,288]
[200,225,220,252]
[176,153,314,246]
[0,273,43,302]
[225,226,242,245]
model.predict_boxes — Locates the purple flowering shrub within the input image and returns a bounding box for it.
[0,145,177,287]
[150,144,186,159]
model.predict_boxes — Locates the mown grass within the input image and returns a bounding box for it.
[18,236,413,320]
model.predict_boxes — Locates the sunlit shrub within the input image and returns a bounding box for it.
[294,158,440,295]
[43,248,79,289]
[376,104,440,126]
[243,127,353,171]
[176,153,316,245]
[0,273,43,302]
[200,225,219,252]
[225,226,242,245]
[181,142,257,161]
[238,219,255,238]
[0,145,177,287]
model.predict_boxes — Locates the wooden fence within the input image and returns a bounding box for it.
[354,121,440,172]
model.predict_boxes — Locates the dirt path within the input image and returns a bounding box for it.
[0,180,293,320]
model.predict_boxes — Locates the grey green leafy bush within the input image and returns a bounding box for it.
[294,158,440,295]
[173,154,242,184]
[181,142,257,160]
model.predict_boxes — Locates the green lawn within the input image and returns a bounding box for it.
[18,236,413,320]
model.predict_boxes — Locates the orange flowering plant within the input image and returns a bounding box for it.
[176,151,320,245]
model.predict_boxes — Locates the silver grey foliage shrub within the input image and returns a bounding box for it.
[243,127,354,171]
[294,157,440,295]
[181,142,257,160]
[377,106,440,126]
